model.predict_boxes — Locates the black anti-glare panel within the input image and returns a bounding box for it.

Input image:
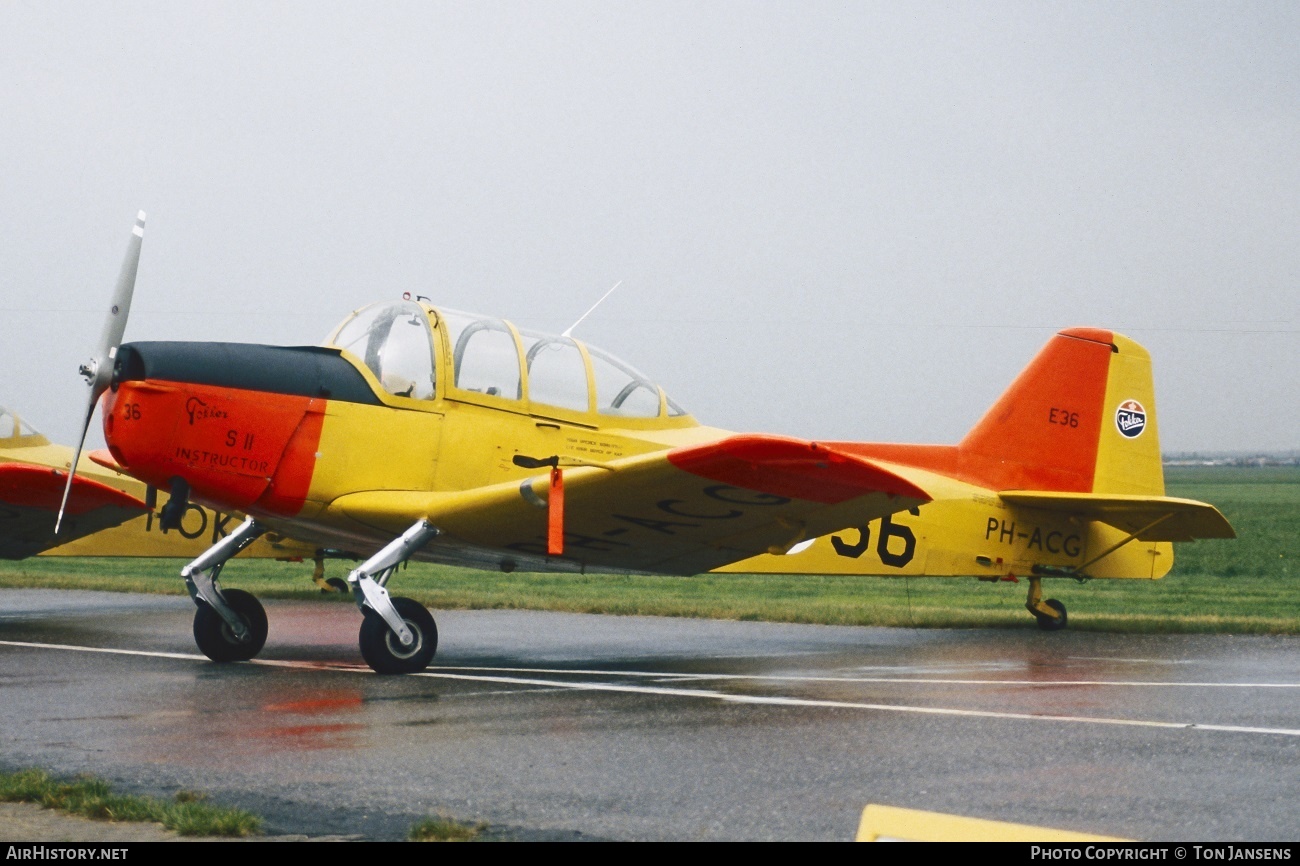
[114,342,383,405]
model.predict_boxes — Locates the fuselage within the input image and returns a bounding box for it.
[100,304,1175,580]
[101,299,725,563]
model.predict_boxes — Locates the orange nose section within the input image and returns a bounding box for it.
[104,380,324,516]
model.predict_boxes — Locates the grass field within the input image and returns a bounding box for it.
[1,466,1295,634]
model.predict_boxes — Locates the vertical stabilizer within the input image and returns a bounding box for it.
[955,327,1164,495]
[958,328,1113,492]
[835,328,1167,497]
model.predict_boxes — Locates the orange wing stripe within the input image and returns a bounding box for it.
[667,435,930,505]
[0,464,147,515]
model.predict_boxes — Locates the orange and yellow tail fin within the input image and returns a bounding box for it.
[959,327,1164,495]
[838,328,1165,496]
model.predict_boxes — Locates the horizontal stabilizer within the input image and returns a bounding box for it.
[998,491,1235,542]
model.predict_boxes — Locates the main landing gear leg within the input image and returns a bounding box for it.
[348,520,440,674]
[180,515,269,661]
[1025,576,1068,632]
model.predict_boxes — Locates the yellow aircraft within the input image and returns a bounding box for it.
[0,403,320,570]
[57,215,1233,673]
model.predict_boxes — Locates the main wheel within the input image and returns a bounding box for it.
[1035,598,1068,632]
[359,596,437,674]
[193,588,268,661]
[324,577,349,594]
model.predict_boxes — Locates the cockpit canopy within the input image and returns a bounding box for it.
[324,300,690,422]
[0,406,48,447]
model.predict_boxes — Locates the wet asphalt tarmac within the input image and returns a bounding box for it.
[1,588,1297,841]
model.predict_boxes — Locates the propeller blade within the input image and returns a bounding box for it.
[55,211,146,535]
[89,210,146,393]
[54,391,100,536]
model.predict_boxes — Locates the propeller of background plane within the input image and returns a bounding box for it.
[54,211,146,534]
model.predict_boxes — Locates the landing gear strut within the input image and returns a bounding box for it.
[1025,576,1068,631]
[308,554,350,594]
[181,515,269,661]
[347,520,440,674]
[180,516,440,672]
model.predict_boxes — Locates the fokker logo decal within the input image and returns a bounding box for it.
[1115,399,1146,439]
[185,396,230,426]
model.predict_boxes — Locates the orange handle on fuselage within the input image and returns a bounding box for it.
[548,466,564,556]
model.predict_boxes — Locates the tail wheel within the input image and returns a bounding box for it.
[359,596,437,674]
[193,588,268,661]
[1035,598,1068,632]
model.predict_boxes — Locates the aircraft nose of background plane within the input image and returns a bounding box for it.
[103,342,326,516]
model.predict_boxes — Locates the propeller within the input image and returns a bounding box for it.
[54,211,146,535]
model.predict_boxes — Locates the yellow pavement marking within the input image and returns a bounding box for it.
[856,804,1129,842]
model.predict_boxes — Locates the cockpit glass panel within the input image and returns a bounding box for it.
[0,407,45,444]
[518,331,589,412]
[587,346,661,417]
[441,310,522,400]
[330,301,436,399]
[666,395,688,417]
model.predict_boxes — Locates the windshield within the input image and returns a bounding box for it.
[328,301,436,399]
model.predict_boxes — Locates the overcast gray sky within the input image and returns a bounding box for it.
[2,1,1296,452]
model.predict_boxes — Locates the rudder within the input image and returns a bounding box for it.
[1092,333,1164,496]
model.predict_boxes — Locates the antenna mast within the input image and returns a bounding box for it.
[562,280,623,338]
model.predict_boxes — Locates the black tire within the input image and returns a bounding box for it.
[1035,598,1068,632]
[324,577,349,594]
[359,596,437,674]
[193,588,268,661]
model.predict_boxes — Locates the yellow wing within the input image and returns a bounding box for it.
[326,434,932,574]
